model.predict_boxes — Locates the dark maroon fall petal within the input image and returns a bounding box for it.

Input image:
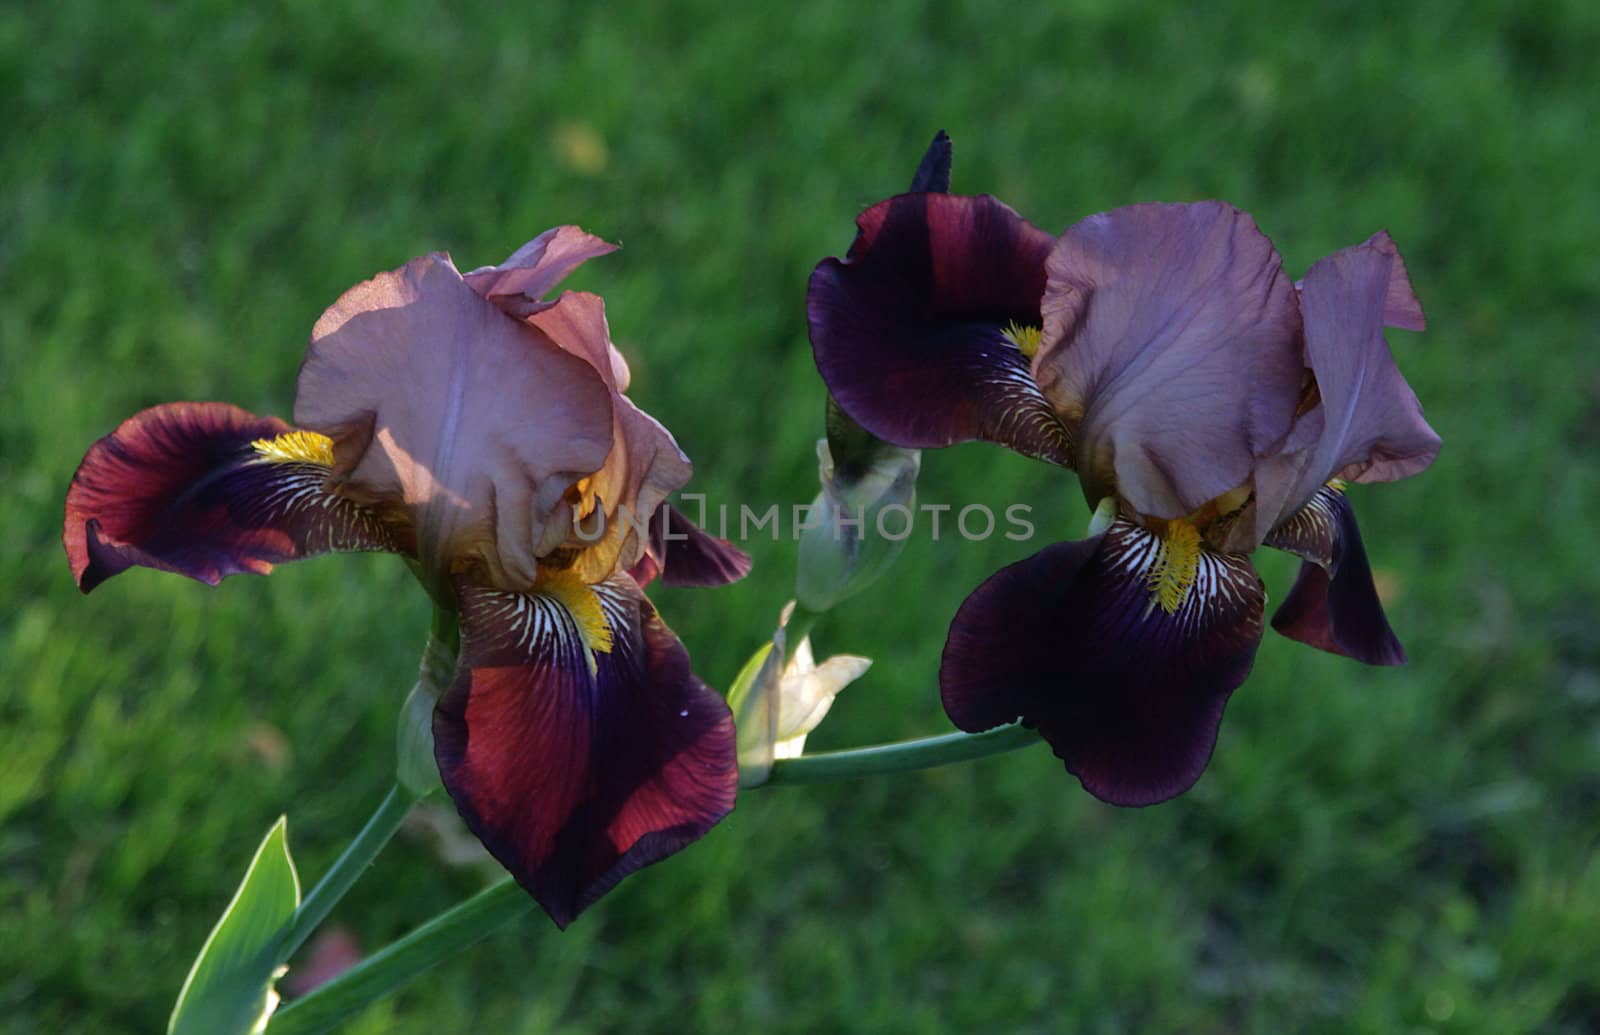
[940,520,1265,806]
[435,574,737,928]
[807,192,1071,465]
[908,130,953,194]
[63,402,407,593]
[630,505,752,589]
[1267,486,1405,666]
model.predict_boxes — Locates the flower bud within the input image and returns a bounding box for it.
[729,603,871,787]
[795,411,921,612]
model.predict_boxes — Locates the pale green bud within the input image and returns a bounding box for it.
[730,603,872,787]
[795,436,921,613]
[395,612,459,798]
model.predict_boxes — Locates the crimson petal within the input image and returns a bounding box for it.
[1267,486,1405,665]
[435,574,737,928]
[629,505,752,589]
[807,192,1072,465]
[941,520,1265,806]
[64,402,405,593]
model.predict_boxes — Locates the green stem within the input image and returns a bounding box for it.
[764,723,1038,784]
[278,783,416,963]
[270,878,528,1035]
[267,725,1038,1029]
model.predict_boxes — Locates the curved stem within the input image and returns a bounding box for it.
[270,878,528,1035]
[279,783,417,963]
[763,723,1038,784]
[267,725,1038,1029]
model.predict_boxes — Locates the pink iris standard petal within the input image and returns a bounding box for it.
[807,192,1073,465]
[524,292,693,572]
[435,574,737,929]
[940,519,1265,806]
[628,504,752,589]
[1035,201,1303,517]
[462,225,620,318]
[297,253,615,593]
[1364,231,1427,333]
[1252,234,1441,540]
[1267,486,1405,665]
[64,402,405,593]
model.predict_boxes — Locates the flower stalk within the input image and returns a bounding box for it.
[277,783,418,965]
[268,722,1038,1029]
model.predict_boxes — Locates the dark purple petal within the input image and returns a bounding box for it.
[941,519,1265,806]
[1267,486,1405,665]
[1253,234,1440,540]
[63,402,406,593]
[629,505,752,589]
[908,130,953,193]
[807,192,1072,465]
[435,574,737,928]
[1035,201,1303,517]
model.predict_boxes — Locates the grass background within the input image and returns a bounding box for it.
[4,1,1598,1032]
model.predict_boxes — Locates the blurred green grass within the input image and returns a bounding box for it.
[4,1,1599,1032]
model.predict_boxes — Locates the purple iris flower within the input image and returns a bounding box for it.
[809,185,1438,807]
[64,227,749,927]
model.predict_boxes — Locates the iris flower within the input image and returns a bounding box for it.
[65,226,750,926]
[809,193,1438,806]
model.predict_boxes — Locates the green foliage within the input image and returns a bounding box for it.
[170,818,300,1035]
[4,0,1599,1032]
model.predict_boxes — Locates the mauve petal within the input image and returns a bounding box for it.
[941,519,1264,806]
[1253,235,1440,540]
[435,574,737,928]
[1365,231,1427,332]
[808,192,1072,465]
[1267,486,1405,665]
[297,253,614,593]
[523,291,693,573]
[629,504,752,589]
[1035,201,1302,517]
[462,226,619,318]
[64,402,406,593]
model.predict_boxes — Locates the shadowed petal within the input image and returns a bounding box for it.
[435,574,737,928]
[941,519,1264,805]
[908,130,953,194]
[1267,486,1405,665]
[1364,231,1426,332]
[629,504,752,589]
[462,226,619,318]
[1252,234,1440,541]
[1036,201,1302,517]
[808,192,1072,464]
[523,292,692,575]
[298,253,615,593]
[64,402,406,593]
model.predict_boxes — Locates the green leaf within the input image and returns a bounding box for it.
[169,816,303,1035]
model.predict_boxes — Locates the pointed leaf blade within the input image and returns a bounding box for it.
[169,816,303,1035]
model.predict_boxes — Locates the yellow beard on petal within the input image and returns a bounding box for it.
[251,430,335,467]
[533,566,614,665]
[1002,321,1042,358]
[1146,519,1202,615]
